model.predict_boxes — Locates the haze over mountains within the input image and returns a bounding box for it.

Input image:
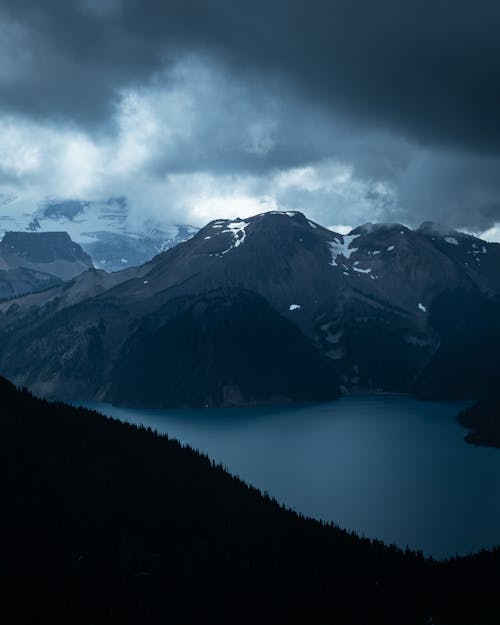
[0,196,198,271]
[0,210,498,407]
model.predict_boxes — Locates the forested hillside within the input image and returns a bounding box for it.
[1,377,500,624]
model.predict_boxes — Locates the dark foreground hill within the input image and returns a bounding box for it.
[1,377,500,625]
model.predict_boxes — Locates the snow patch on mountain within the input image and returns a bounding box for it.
[444,236,459,245]
[353,266,372,273]
[220,220,250,255]
[268,211,298,217]
[289,304,301,311]
[328,234,360,266]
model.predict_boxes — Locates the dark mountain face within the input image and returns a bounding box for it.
[0,210,498,406]
[0,267,62,301]
[0,288,338,406]
[0,231,94,283]
[0,231,92,264]
[111,289,339,407]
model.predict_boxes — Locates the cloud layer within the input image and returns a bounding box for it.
[1,1,500,237]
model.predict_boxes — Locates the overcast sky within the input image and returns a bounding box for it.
[1,0,500,238]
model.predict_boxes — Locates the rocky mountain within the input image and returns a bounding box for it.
[0,265,147,323]
[0,210,498,406]
[0,267,62,301]
[1,196,198,270]
[0,231,94,299]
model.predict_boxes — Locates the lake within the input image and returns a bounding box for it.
[83,395,500,559]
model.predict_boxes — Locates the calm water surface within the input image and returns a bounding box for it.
[84,395,500,559]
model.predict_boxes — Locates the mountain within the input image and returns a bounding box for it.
[0,267,62,301]
[0,231,93,279]
[1,196,198,270]
[111,288,338,407]
[79,224,199,271]
[2,376,500,625]
[0,231,94,299]
[0,285,339,406]
[0,210,499,406]
[0,265,147,323]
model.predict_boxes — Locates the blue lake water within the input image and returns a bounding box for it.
[84,395,500,559]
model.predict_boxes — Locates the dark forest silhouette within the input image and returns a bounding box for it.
[1,376,499,624]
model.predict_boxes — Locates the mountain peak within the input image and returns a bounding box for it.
[188,210,332,260]
[351,222,410,236]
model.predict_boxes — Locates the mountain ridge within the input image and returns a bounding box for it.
[0,210,498,406]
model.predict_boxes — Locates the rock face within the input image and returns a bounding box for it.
[0,231,94,281]
[0,210,499,406]
[0,231,96,299]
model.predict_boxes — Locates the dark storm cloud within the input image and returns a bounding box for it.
[2,0,500,153]
[1,0,500,233]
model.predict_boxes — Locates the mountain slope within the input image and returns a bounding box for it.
[0,267,62,301]
[0,231,93,281]
[2,377,500,624]
[0,264,148,323]
[0,288,338,405]
[111,288,339,407]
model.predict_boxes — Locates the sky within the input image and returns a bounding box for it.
[1,0,500,239]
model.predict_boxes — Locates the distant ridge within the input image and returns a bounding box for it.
[0,196,199,271]
[0,230,94,298]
